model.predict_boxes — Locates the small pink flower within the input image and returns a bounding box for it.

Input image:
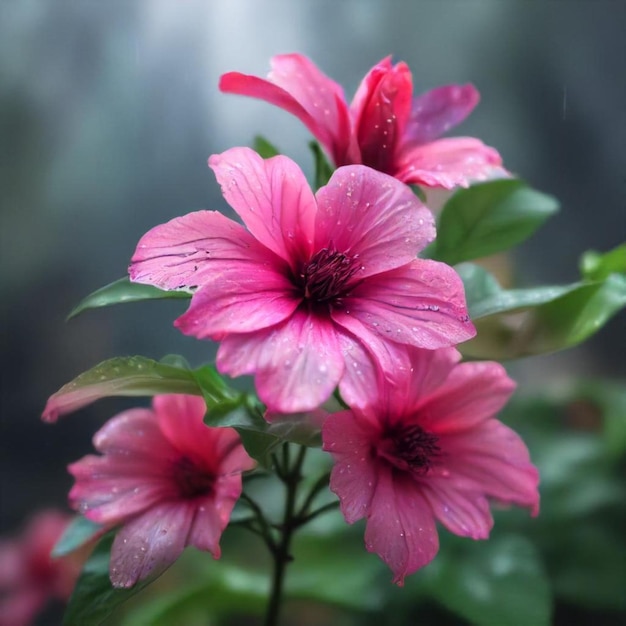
[0,510,82,626]
[322,347,539,585]
[220,54,502,189]
[68,394,255,588]
[129,147,475,413]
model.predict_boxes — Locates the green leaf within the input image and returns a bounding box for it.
[309,140,334,189]
[580,242,626,281]
[432,179,559,265]
[252,135,280,158]
[459,263,626,359]
[52,517,104,558]
[68,277,191,320]
[425,535,552,626]
[205,398,322,467]
[42,356,202,422]
[63,534,154,626]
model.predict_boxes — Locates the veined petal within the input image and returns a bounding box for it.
[153,395,255,474]
[323,409,379,524]
[384,347,462,417]
[364,470,439,586]
[188,473,244,557]
[404,84,480,146]
[91,409,170,457]
[333,318,412,409]
[68,466,168,525]
[217,310,344,413]
[345,260,476,350]
[109,502,194,588]
[314,166,434,277]
[395,137,503,189]
[420,480,493,540]
[437,419,540,516]
[420,361,516,434]
[129,210,276,291]
[350,57,393,126]
[174,263,299,339]
[351,59,413,173]
[220,54,351,164]
[209,147,316,266]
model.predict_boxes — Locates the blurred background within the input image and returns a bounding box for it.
[1,1,624,624]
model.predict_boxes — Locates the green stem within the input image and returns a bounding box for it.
[264,444,307,626]
[239,492,276,552]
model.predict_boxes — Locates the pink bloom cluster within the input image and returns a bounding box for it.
[220,54,503,189]
[322,347,539,584]
[0,510,83,626]
[130,147,475,413]
[68,395,255,587]
[42,53,539,591]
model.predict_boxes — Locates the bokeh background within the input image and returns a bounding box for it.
[1,1,624,624]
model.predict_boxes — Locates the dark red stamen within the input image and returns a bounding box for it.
[383,424,440,475]
[174,456,214,499]
[300,247,360,303]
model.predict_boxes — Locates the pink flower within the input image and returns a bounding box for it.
[322,347,539,585]
[0,510,82,626]
[68,394,255,588]
[129,147,475,413]
[220,54,502,189]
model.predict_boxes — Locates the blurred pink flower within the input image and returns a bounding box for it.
[220,54,502,189]
[129,147,475,413]
[322,347,539,585]
[68,394,255,588]
[0,510,81,626]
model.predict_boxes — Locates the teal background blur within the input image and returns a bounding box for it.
[1,1,624,624]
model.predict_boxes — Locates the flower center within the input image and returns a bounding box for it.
[299,247,360,303]
[380,424,440,475]
[174,456,214,499]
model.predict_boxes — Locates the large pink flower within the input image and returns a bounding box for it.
[322,347,539,585]
[0,510,82,626]
[129,147,475,413]
[220,54,502,189]
[68,394,255,588]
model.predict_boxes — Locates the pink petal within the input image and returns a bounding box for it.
[220,54,351,164]
[385,347,461,417]
[91,408,170,457]
[129,210,278,291]
[334,322,412,410]
[68,465,168,524]
[364,469,439,585]
[152,394,209,453]
[437,419,540,516]
[154,396,255,473]
[109,501,194,588]
[188,473,244,557]
[343,260,476,350]
[209,147,317,266]
[217,310,344,413]
[419,361,516,434]
[403,84,480,145]
[323,409,380,523]
[395,137,503,189]
[314,166,434,278]
[420,479,493,540]
[174,263,299,340]
[350,57,393,127]
[351,59,413,173]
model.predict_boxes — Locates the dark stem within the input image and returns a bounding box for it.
[264,444,307,626]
